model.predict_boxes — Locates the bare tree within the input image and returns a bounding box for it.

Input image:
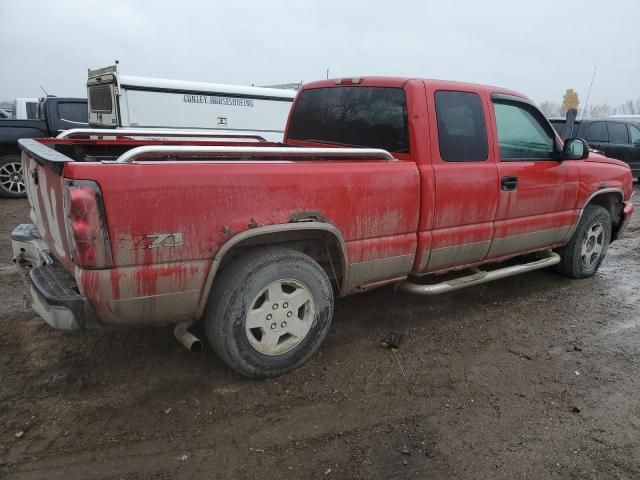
[615,99,639,115]
[587,103,612,119]
[539,101,563,118]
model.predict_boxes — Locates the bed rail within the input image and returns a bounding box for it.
[115,145,396,163]
[57,128,267,142]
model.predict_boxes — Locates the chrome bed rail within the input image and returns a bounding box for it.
[115,145,397,163]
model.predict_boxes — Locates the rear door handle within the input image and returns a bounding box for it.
[501,176,518,191]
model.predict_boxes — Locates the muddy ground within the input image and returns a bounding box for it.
[0,189,639,480]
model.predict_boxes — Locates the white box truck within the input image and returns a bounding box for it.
[87,65,296,142]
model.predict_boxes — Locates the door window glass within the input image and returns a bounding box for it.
[585,122,608,142]
[493,102,555,160]
[629,124,640,145]
[608,122,629,144]
[434,91,488,162]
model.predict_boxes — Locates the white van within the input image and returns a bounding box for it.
[87,65,296,142]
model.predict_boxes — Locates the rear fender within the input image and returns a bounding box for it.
[196,222,348,318]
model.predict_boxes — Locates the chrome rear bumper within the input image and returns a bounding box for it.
[11,223,95,330]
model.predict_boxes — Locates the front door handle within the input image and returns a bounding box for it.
[501,176,518,191]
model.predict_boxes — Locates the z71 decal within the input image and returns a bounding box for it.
[136,233,184,249]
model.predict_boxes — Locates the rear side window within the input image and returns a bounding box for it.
[434,91,488,162]
[608,122,629,144]
[586,122,608,142]
[287,86,409,153]
[57,102,87,123]
[26,102,38,119]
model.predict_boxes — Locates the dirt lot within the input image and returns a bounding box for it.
[1,189,639,480]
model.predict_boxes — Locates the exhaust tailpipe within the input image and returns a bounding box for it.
[174,322,202,352]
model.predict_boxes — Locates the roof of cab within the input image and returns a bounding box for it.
[302,76,530,102]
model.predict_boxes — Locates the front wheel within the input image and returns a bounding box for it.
[204,246,334,378]
[0,156,27,198]
[555,205,612,278]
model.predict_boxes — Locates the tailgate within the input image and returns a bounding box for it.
[19,138,74,271]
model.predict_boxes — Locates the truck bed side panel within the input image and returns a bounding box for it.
[64,160,420,324]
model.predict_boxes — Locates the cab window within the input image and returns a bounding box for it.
[493,102,555,160]
[435,91,488,162]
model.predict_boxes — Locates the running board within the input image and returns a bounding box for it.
[398,251,561,296]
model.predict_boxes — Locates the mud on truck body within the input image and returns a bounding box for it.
[11,77,634,378]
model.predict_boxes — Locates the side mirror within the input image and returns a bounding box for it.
[560,138,589,160]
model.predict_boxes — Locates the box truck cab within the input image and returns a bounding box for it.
[87,64,296,142]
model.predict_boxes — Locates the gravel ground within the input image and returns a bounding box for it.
[0,188,638,479]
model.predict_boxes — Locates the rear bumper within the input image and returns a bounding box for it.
[12,223,96,330]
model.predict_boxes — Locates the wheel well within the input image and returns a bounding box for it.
[585,191,623,232]
[0,145,21,158]
[217,228,346,290]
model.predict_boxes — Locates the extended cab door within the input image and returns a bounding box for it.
[418,84,499,273]
[487,94,578,259]
[605,121,640,176]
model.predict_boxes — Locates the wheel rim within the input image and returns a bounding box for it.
[0,162,25,194]
[580,222,605,269]
[245,278,316,356]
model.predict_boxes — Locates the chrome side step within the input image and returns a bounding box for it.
[398,251,561,296]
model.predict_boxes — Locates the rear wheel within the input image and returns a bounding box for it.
[0,156,26,198]
[204,246,334,378]
[556,205,612,278]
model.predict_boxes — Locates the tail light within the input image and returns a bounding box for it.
[63,179,113,269]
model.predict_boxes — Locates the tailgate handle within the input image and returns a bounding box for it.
[501,176,518,191]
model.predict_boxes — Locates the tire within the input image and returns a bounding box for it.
[0,155,27,198]
[555,205,612,279]
[204,246,334,378]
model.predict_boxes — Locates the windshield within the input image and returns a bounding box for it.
[287,86,409,153]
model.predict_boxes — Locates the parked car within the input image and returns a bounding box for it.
[0,96,87,197]
[88,64,296,142]
[11,77,634,378]
[549,118,640,180]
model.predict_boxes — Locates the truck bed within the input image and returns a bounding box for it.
[18,133,419,327]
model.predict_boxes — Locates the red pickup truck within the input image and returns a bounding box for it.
[11,77,634,378]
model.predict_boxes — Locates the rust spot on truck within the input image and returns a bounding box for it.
[248,218,259,229]
[222,226,234,240]
[289,209,329,223]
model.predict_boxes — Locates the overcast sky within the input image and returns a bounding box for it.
[1,0,639,107]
